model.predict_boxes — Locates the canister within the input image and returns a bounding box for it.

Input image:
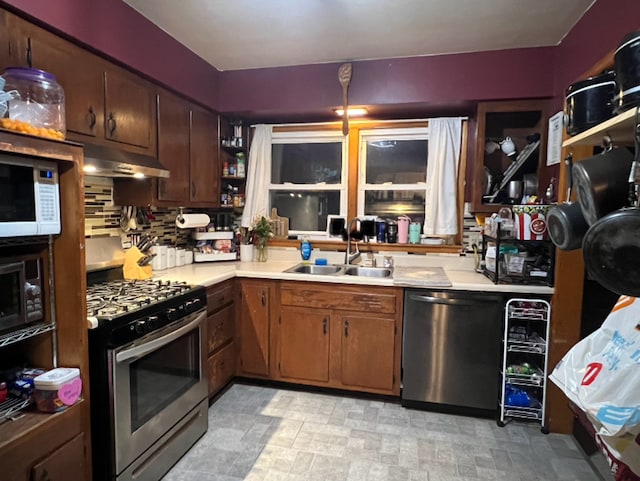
[175,248,185,266]
[409,222,421,244]
[397,216,411,243]
[166,247,176,268]
[33,367,81,412]
[152,245,167,270]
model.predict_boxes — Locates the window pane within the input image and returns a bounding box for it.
[272,143,342,184]
[270,190,341,231]
[364,190,425,224]
[365,140,428,184]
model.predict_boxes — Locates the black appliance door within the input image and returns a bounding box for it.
[0,161,36,222]
[0,262,26,332]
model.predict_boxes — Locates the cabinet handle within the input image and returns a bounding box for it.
[344,319,349,337]
[191,181,196,197]
[38,468,51,481]
[88,106,97,129]
[26,37,32,68]
[108,113,117,136]
[322,318,327,335]
[261,292,266,306]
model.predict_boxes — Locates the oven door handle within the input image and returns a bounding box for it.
[115,310,205,363]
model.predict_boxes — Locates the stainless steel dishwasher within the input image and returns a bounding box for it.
[401,289,503,414]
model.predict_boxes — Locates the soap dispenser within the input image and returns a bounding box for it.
[300,237,312,261]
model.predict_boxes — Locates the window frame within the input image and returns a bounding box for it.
[269,129,349,236]
[357,127,429,219]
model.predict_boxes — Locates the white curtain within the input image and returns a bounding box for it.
[241,124,273,228]
[424,117,463,235]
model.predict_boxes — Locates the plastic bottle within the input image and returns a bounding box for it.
[236,153,245,178]
[300,237,312,261]
[222,161,229,176]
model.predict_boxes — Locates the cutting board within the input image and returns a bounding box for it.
[393,266,452,287]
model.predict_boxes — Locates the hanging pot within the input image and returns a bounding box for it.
[613,31,640,113]
[565,70,616,136]
[547,155,589,251]
[572,147,634,225]
[582,208,640,296]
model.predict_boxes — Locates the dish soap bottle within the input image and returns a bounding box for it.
[300,237,312,261]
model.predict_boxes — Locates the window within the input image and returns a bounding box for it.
[269,130,348,234]
[358,127,429,225]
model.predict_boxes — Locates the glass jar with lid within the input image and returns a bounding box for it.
[1,67,66,140]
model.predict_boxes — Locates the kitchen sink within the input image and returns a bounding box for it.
[284,263,393,278]
[285,264,344,275]
[344,266,393,278]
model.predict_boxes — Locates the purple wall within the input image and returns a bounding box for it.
[553,0,640,109]
[1,0,220,110]
[219,47,556,120]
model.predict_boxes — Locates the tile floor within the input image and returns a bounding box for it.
[162,383,603,481]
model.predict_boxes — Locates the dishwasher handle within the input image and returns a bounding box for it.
[408,294,501,306]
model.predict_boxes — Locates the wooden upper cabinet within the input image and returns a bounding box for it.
[0,10,10,70]
[157,90,190,203]
[104,66,156,153]
[190,106,220,206]
[3,12,105,138]
[279,306,330,383]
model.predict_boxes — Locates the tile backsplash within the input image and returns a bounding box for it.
[84,176,234,247]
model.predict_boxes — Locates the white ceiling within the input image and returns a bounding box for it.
[124,0,595,72]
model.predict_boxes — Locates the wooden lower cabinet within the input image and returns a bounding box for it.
[275,282,402,395]
[0,402,88,481]
[278,306,330,382]
[238,279,272,377]
[339,313,396,392]
[206,280,236,397]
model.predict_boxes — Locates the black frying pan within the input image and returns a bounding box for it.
[547,155,590,250]
[582,207,640,296]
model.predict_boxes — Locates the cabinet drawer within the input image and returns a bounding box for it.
[208,341,235,395]
[207,281,234,314]
[281,284,396,314]
[32,433,85,481]
[207,303,234,354]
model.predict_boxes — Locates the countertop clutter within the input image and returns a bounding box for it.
[152,248,554,294]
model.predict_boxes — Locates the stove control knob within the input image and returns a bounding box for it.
[166,307,178,321]
[134,320,147,334]
[146,315,159,329]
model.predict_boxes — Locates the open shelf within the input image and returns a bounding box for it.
[562,107,637,147]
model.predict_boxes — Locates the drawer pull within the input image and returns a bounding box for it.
[344,319,349,337]
[322,318,327,335]
[261,292,267,306]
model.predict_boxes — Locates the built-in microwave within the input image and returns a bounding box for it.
[0,153,61,237]
[0,253,46,333]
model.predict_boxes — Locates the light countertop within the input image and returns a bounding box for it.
[152,249,554,295]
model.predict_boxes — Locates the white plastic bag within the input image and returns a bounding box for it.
[550,295,640,479]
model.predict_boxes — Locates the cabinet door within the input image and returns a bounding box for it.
[157,90,190,203]
[339,314,396,392]
[104,66,156,152]
[190,106,219,206]
[208,341,235,396]
[0,10,10,71]
[239,280,271,376]
[278,306,330,383]
[207,303,235,354]
[4,13,105,138]
[31,433,86,481]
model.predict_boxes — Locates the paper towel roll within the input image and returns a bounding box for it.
[176,213,210,229]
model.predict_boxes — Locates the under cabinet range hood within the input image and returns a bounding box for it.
[82,143,170,178]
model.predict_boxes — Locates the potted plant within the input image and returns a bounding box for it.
[251,215,273,262]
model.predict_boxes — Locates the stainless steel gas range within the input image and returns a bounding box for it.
[87,277,208,481]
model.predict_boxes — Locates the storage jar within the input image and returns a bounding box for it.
[34,367,81,412]
[1,67,66,140]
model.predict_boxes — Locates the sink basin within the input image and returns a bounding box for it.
[344,266,393,278]
[285,264,343,275]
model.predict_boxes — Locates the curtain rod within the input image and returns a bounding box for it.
[250,117,469,128]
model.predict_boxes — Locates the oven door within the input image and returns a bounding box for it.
[0,261,26,333]
[111,308,207,476]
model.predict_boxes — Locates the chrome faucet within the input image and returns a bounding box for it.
[344,217,361,265]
